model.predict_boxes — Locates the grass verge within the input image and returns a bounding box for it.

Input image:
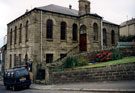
[75,57,135,70]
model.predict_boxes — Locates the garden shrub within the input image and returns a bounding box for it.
[95,50,112,62]
[111,49,124,60]
[64,56,78,68]
[77,58,88,66]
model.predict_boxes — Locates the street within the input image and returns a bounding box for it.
[0,85,100,93]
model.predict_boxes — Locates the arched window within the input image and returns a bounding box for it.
[10,29,12,45]
[103,28,107,46]
[111,30,115,45]
[19,24,22,43]
[14,26,17,44]
[61,22,66,40]
[26,20,29,42]
[93,23,98,41]
[72,24,78,41]
[46,19,53,39]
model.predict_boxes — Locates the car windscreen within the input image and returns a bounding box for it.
[15,69,29,78]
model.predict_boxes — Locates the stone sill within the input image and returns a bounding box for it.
[46,39,53,41]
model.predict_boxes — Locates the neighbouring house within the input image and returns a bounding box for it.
[1,45,7,73]
[120,18,135,36]
[6,0,119,82]
[0,48,2,72]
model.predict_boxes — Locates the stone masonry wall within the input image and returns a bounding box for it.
[50,62,135,84]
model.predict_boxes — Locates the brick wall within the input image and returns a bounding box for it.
[50,62,135,84]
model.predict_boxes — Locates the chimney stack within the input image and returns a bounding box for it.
[79,0,91,16]
[69,4,72,9]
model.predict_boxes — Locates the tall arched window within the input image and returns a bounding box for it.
[111,30,115,45]
[26,20,29,42]
[14,26,17,44]
[103,28,107,46]
[19,24,22,43]
[10,29,12,45]
[61,22,66,40]
[72,24,78,41]
[93,23,98,41]
[46,19,53,39]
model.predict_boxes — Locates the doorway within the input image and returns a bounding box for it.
[79,25,87,51]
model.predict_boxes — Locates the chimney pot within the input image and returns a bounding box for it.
[69,5,72,9]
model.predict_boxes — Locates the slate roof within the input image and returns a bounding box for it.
[36,4,78,16]
[8,4,118,26]
[103,20,119,26]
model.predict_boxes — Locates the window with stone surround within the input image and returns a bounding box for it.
[61,22,66,40]
[10,54,12,68]
[26,20,29,42]
[14,26,17,44]
[46,54,53,63]
[10,29,12,45]
[111,30,115,45]
[93,23,98,41]
[72,24,78,41]
[14,54,16,66]
[19,54,21,65]
[19,24,22,43]
[46,19,53,39]
[103,28,107,46]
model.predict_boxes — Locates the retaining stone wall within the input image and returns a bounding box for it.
[50,62,135,84]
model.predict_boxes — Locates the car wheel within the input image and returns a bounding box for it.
[12,86,16,91]
[26,85,30,89]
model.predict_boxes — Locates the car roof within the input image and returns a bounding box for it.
[5,67,27,72]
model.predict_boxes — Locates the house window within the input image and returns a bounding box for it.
[19,24,22,43]
[61,22,66,40]
[46,19,53,39]
[93,23,98,41]
[10,29,12,45]
[25,54,28,69]
[19,54,21,65]
[103,28,107,46]
[46,54,53,63]
[25,54,28,63]
[111,30,115,45]
[14,26,17,44]
[10,55,12,68]
[26,20,29,42]
[14,54,16,66]
[72,24,78,41]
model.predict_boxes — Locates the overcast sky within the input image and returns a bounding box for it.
[0,0,135,47]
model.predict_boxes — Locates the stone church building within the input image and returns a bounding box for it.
[6,0,119,81]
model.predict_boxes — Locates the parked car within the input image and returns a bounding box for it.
[3,66,31,90]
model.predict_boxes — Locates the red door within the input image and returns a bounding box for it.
[80,34,87,51]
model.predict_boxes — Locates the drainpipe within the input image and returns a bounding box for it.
[101,18,103,50]
[40,10,43,68]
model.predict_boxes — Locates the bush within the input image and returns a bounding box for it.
[77,58,88,66]
[111,49,124,60]
[64,56,78,68]
[95,50,112,62]
[120,35,135,42]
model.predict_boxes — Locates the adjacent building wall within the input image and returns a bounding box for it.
[120,18,135,36]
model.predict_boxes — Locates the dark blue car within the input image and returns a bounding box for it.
[3,67,31,91]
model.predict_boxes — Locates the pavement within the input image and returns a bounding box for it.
[1,80,135,92]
